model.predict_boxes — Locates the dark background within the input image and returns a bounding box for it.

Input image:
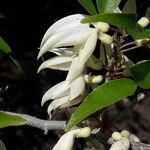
[0,0,150,149]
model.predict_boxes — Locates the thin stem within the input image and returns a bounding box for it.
[120,41,136,50]
[0,111,66,134]
[121,45,141,53]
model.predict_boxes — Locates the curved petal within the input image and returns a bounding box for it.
[79,29,97,65]
[70,76,85,101]
[38,56,73,72]
[41,80,70,106]
[38,27,92,59]
[52,127,91,150]
[53,28,92,48]
[41,14,88,47]
[59,96,83,109]
[47,96,70,117]
[66,57,85,81]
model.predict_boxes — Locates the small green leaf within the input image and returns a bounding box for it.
[131,61,150,89]
[78,0,97,15]
[96,0,121,13]
[0,112,27,128]
[81,13,150,40]
[65,78,137,131]
[0,37,12,54]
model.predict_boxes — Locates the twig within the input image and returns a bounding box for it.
[120,41,136,49]
[131,142,150,150]
[121,45,141,53]
[1,111,66,134]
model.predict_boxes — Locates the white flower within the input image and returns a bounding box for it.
[52,127,91,150]
[109,130,140,150]
[41,57,86,117]
[38,14,112,116]
[109,139,130,150]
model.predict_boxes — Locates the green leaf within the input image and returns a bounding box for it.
[131,61,150,89]
[65,78,137,131]
[96,0,121,13]
[0,112,27,128]
[81,13,150,39]
[123,0,136,13]
[78,0,97,15]
[0,37,12,54]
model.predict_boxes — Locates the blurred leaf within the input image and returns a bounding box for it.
[123,0,136,13]
[0,140,7,150]
[146,7,150,18]
[9,56,24,74]
[65,78,137,131]
[131,60,150,89]
[81,13,150,39]
[0,13,5,18]
[78,0,97,15]
[96,0,121,13]
[0,112,27,128]
[0,37,12,54]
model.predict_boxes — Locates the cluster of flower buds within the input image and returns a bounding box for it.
[38,14,112,117]
[108,130,140,150]
[136,17,150,46]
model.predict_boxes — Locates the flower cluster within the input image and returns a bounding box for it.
[108,130,140,150]
[38,14,112,117]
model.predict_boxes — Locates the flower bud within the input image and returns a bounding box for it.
[135,38,149,46]
[137,17,150,28]
[121,130,130,138]
[112,132,122,141]
[84,75,103,84]
[91,75,103,84]
[95,22,110,32]
[99,32,113,45]
[76,127,91,138]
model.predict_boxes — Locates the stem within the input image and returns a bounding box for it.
[120,41,136,49]
[0,111,66,134]
[121,45,141,53]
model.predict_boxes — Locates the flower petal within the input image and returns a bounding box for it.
[59,96,83,108]
[66,57,85,81]
[41,80,70,106]
[70,76,85,101]
[38,27,92,59]
[53,28,92,48]
[41,14,87,47]
[47,96,70,118]
[38,56,73,72]
[79,29,97,65]
[52,127,91,150]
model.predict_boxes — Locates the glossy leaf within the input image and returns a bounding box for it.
[0,37,12,54]
[78,0,97,15]
[131,61,150,89]
[81,13,150,39]
[0,112,27,128]
[65,78,137,131]
[96,0,121,13]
